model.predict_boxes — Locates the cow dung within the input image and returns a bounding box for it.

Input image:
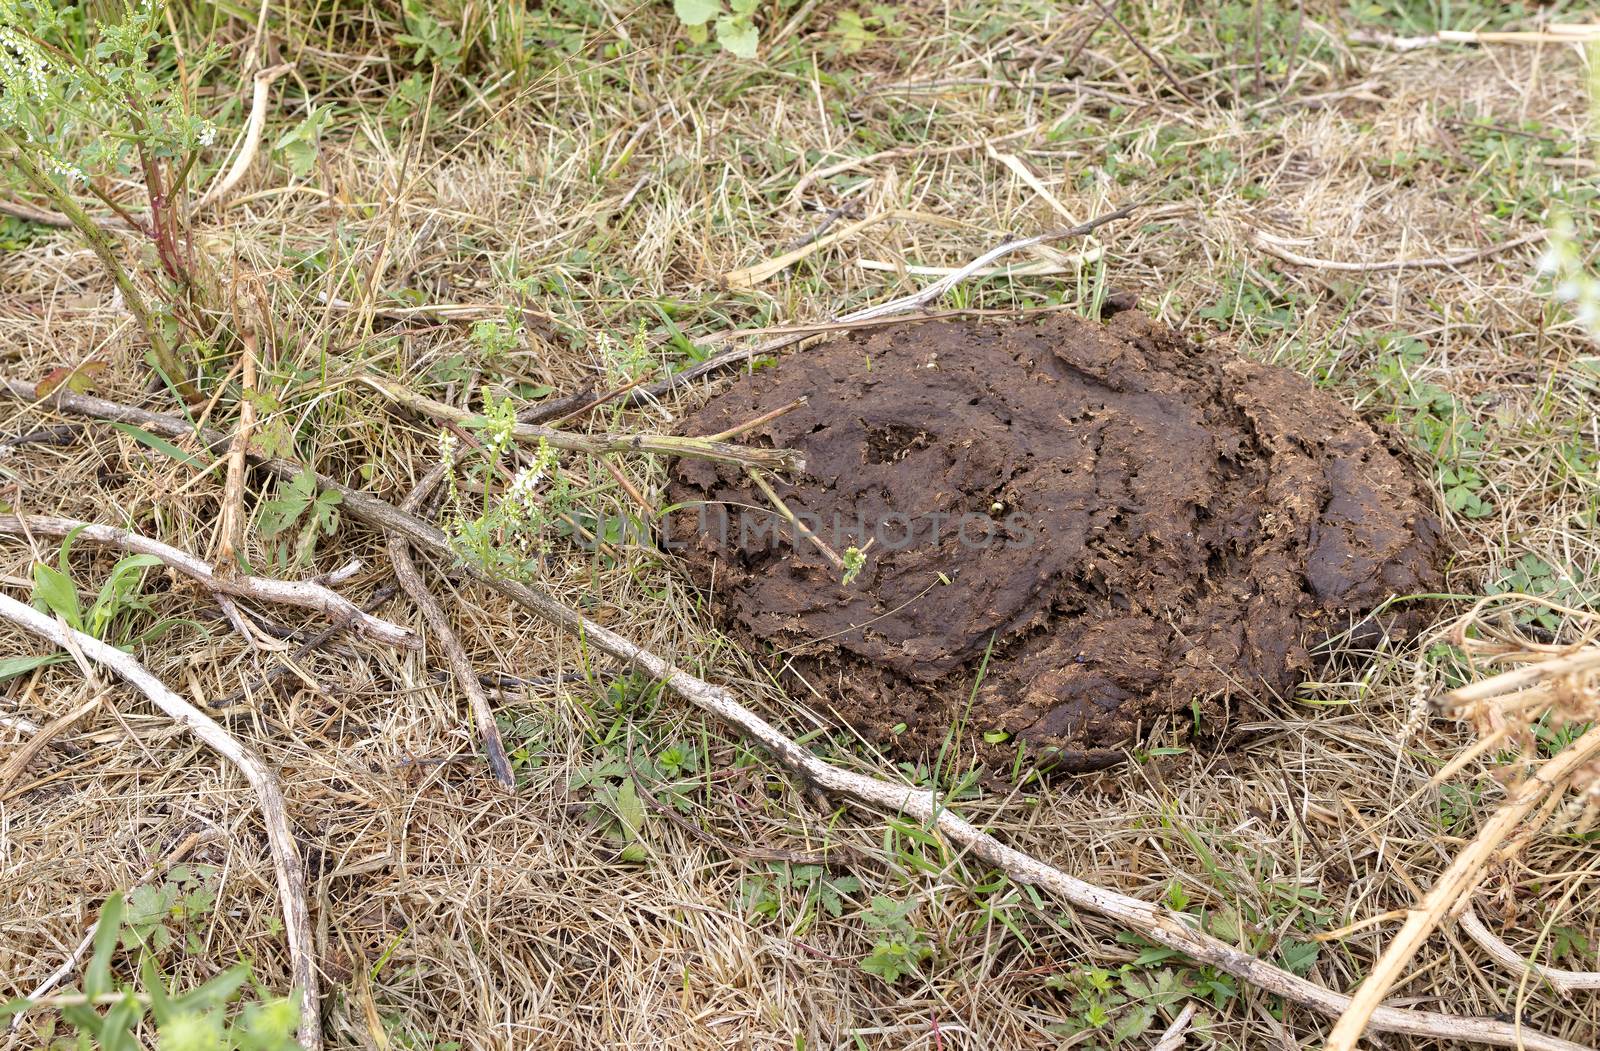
[666,311,1443,773]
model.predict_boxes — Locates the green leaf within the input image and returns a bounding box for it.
[31,563,82,631]
[715,13,759,57]
[673,0,721,26]
[172,963,250,1014]
[615,777,646,841]
[84,892,126,1000]
[107,422,210,470]
[0,653,67,681]
[97,994,141,1051]
[258,470,316,539]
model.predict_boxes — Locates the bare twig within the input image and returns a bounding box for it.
[838,201,1140,324]
[0,593,320,1051]
[191,63,293,211]
[0,375,1587,1051]
[1459,907,1600,994]
[214,326,259,569]
[1086,0,1201,105]
[1151,1002,1199,1051]
[0,514,417,649]
[0,691,103,797]
[387,463,515,791]
[748,469,845,571]
[213,583,401,709]
[785,126,1039,207]
[359,374,804,471]
[1324,722,1600,1050]
[1252,229,1545,273]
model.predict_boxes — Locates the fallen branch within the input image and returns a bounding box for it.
[1348,24,1600,50]
[638,202,1140,401]
[0,592,319,1051]
[1459,907,1600,995]
[1324,721,1600,1051]
[1252,228,1545,272]
[0,375,1587,1051]
[0,514,417,650]
[359,374,804,472]
[387,463,516,792]
[191,63,294,211]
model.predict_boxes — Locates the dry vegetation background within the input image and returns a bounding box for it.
[2,1,1599,1048]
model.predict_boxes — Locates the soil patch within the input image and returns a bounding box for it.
[666,312,1443,772]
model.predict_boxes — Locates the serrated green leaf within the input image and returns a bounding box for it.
[615,777,646,841]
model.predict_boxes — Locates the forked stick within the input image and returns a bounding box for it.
[0,375,1587,1051]
[0,593,320,1051]
[0,514,417,649]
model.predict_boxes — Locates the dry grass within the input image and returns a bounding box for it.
[2,2,1599,1048]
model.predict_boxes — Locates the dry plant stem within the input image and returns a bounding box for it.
[0,197,74,227]
[192,63,293,210]
[0,514,416,649]
[1459,908,1600,994]
[704,397,809,442]
[0,593,320,1051]
[358,375,804,472]
[748,469,845,571]
[215,328,259,568]
[9,829,210,1026]
[1252,229,1545,272]
[634,203,1140,403]
[837,201,1141,324]
[1324,721,1600,1051]
[1438,644,1600,709]
[1,132,187,394]
[1086,0,1201,105]
[0,691,102,797]
[0,379,1587,1051]
[1151,1002,1198,1051]
[387,464,516,792]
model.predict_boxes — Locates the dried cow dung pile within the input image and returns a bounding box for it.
[666,312,1443,772]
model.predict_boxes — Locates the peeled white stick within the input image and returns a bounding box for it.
[0,515,417,650]
[192,63,294,211]
[0,592,320,1051]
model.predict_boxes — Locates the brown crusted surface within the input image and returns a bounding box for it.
[667,313,1443,771]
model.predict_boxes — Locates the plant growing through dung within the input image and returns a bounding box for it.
[0,0,231,396]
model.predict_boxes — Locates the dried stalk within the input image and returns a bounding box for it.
[1252,229,1545,273]
[1324,721,1600,1050]
[0,593,319,1051]
[637,201,1140,400]
[0,375,1587,1051]
[358,374,804,472]
[0,514,416,649]
[387,463,516,791]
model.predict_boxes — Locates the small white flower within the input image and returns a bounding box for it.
[196,120,217,147]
